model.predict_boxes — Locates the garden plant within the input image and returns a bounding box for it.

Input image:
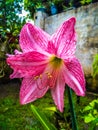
[0,0,98,130]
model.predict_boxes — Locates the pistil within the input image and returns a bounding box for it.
[49,55,63,69]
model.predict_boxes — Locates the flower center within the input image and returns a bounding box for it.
[49,55,63,69]
[34,56,63,89]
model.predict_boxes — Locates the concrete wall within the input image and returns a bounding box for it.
[34,3,98,82]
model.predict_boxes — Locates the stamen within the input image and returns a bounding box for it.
[47,74,52,78]
[34,76,39,80]
[39,74,42,79]
[34,72,52,89]
[45,72,52,79]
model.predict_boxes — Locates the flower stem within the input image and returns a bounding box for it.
[67,86,78,130]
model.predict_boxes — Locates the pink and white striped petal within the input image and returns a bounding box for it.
[19,23,50,53]
[51,17,77,58]
[20,77,49,104]
[63,58,85,96]
[7,51,48,78]
[51,73,65,112]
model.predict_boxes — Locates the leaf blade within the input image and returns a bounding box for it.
[31,105,57,130]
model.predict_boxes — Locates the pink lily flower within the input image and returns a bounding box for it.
[7,17,85,112]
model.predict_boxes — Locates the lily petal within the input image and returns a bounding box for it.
[63,58,85,96]
[20,77,49,104]
[14,49,22,55]
[51,17,77,58]
[51,74,65,112]
[7,51,48,78]
[19,23,50,54]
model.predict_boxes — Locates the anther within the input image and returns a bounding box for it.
[39,74,42,79]
[34,76,39,80]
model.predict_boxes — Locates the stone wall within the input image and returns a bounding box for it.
[34,3,98,91]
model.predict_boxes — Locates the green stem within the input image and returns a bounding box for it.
[67,86,78,130]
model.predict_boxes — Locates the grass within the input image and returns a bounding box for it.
[0,80,55,130]
[0,80,97,130]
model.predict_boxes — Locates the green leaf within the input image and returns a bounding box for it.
[44,107,57,112]
[83,105,92,111]
[88,118,98,130]
[89,99,98,107]
[93,118,98,125]
[92,54,98,77]
[84,113,95,123]
[31,105,57,130]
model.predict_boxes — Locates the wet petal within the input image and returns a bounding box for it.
[51,17,77,58]
[63,58,85,96]
[51,74,65,112]
[19,23,50,53]
[20,77,49,104]
[7,51,48,78]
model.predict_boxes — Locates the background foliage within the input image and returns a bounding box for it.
[92,54,98,78]
[23,0,96,17]
[0,0,28,45]
[0,0,30,80]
